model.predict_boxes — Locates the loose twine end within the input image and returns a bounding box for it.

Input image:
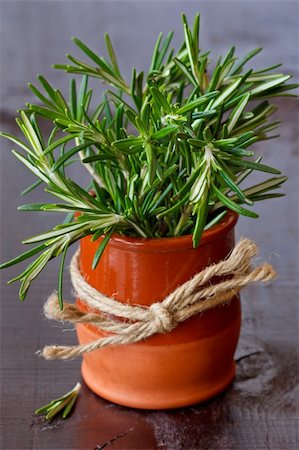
[44,293,81,321]
[257,262,277,281]
[43,345,74,360]
[40,238,277,360]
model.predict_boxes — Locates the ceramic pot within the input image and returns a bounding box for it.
[76,210,241,409]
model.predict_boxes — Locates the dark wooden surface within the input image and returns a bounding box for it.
[1,2,299,449]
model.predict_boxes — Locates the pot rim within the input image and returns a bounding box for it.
[104,210,238,252]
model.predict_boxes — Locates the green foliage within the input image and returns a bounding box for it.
[35,382,81,421]
[0,13,297,303]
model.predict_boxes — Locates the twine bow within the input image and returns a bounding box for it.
[42,238,276,360]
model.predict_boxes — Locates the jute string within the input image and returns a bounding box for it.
[42,238,276,360]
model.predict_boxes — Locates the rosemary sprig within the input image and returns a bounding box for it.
[35,382,81,421]
[0,13,297,304]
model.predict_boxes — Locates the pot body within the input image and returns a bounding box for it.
[76,211,241,409]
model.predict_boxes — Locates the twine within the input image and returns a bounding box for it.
[41,237,276,360]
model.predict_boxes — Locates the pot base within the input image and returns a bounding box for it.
[81,361,236,410]
[81,358,236,410]
[77,299,241,410]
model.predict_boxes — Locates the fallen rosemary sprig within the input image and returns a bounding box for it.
[35,382,81,421]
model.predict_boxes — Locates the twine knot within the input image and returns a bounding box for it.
[149,302,177,333]
[41,237,277,360]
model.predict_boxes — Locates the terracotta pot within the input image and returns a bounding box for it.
[76,210,241,409]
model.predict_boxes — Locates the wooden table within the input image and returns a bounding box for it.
[0,96,298,449]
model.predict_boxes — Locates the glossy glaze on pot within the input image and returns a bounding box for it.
[76,210,241,409]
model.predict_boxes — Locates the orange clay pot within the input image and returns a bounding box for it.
[76,210,241,409]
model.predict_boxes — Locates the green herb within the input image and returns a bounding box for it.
[35,382,81,421]
[0,13,297,303]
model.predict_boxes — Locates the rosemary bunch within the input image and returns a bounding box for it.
[0,14,297,304]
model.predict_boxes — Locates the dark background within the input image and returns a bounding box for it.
[0,1,298,449]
